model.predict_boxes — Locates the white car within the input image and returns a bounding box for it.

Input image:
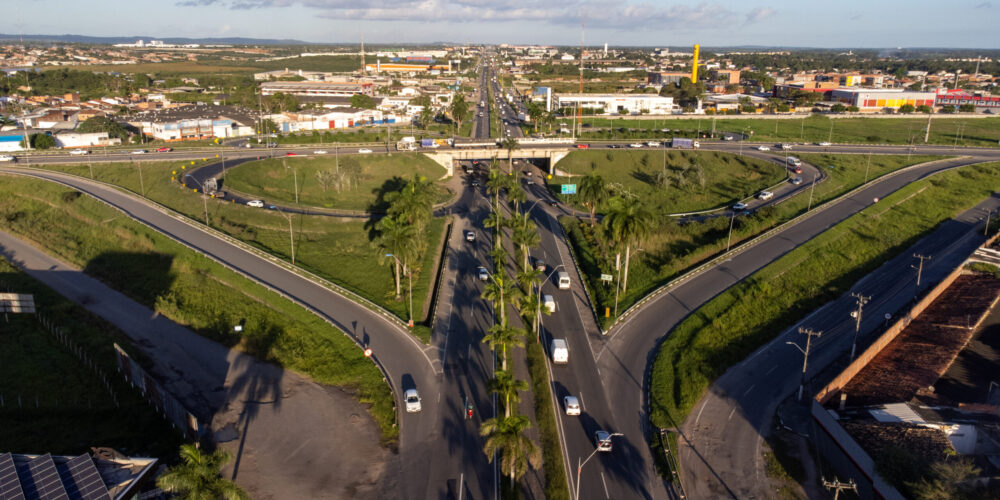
[0,154,15,162]
[69,149,89,155]
[404,389,422,413]
[564,396,581,416]
[758,191,774,201]
[246,200,264,208]
[647,141,661,147]
[816,142,832,146]
[465,230,476,242]
[756,145,770,151]
[477,266,489,281]
[629,143,644,148]
[358,148,373,154]
[313,150,328,155]
[733,202,748,211]
[132,149,147,154]
[780,144,793,150]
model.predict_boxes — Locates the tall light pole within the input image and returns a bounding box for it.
[863,151,872,184]
[807,173,818,212]
[849,293,870,360]
[574,432,623,500]
[386,253,413,327]
[787,327,822,401]
[726,210,736,252]
[913,253,931,288]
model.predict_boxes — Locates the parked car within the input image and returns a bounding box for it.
[758,191,774,201]
[246,200,264,208]
[156,147,173,152]
[595,431,613,452]
[465,231,476,242]
[564,396,581,416]
[358,148,373,154]
[404,389,422,413]
[69,149,89,155]
[733,202,748,211]
[756,145,770,151]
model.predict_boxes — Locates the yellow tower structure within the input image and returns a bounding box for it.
[691,44,700,82]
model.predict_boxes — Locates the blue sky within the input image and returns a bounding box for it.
[4,0,999,48]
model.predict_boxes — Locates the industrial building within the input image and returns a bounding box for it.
[253,68,336,81]
[129,105,257,141]
[554,94,675,115]
[259,81,374,98]
[647,72,692,86]
[935,89,1000,110]
[364,61,450,74]
[829,88,937,111]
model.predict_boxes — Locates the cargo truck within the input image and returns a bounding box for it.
[420,138,439,148]
[672,138,700,149]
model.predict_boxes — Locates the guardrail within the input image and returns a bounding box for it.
[604,155,976,334]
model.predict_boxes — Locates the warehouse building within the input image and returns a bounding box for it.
[259,81,374,98]
[830,88,936,112]
[554,94,675,115]
[130,106,257,141]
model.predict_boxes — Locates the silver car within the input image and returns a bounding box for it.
[404,389,422,413]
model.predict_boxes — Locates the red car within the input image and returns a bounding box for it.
[576,144,589,149]
[156,147,173,152]
[793,166,803,174]
[285,152,298,156]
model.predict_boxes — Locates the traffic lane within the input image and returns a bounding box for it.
[1,166,441,493]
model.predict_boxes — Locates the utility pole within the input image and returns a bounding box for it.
[807,173,817,211]
[986,209,993,237]
[849,293,871,360]
[913,253,931,287]
[822,477,858,500]
[924,111,931,143]
[864,151,872,184]
[787,327,822,401]
[726,211,736,252]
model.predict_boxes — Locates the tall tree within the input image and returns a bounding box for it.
[482,323,526,372]
[578,172,609,225]
[603,197,653,294]
[155,444,248,500]
[449,94,469,131]
[374,215,417,297]
[511,212,540,271]
[501,137,519,173]
[480,415,542,484]
[489,370,529,417]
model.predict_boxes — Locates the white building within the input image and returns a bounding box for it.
[554,94,675,115]
[53,130,120,148]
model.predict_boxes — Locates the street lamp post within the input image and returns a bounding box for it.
[849,292,870,360]
[385,253,414,327]
[787,327,822,401]
[574,432,623,500]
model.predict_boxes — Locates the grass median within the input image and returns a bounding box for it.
[33,160,444,336]
[525,342,570,500]
[0,176,398,441]
[563,154,944,328]
[649,161,1000,431]
[0,258,185,456]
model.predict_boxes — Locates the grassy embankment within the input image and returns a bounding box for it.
[648,161,1000,437]
[563,154,944,327]
[222,154,449,211]
[570,115,1000,148]
[0,177,398,440]
[0,258,184,456]
[35,159,445,340]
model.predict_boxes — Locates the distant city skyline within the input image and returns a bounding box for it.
[2,0,998,49]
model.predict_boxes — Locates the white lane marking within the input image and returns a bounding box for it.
[728,407,737,421]
[578,392,585,412]
[743,384,756,397]
[601,472,610,498]
[442,301,455,356]
[468,343,471,359]
[694,399,709,426]
[765,364,779,376]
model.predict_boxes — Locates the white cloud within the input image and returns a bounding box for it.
[744,6,775,24]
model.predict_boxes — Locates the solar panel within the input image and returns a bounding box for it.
[57,456,108,500]
[0,453,26,500]
[21,455,68,500]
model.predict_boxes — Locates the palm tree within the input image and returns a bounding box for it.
[578,172,609,225]
[501,137,519,173]
[156,444,248,500]
[375,215,417,297]
[603,197,653,294]
[486,161,506,210]
[482,323,526,371]
[482,273,521,328]
[386,175,435,233]
[507,179,526,213]
[481,415,541,484]
[489,369,529,417]
[511,213,541,271]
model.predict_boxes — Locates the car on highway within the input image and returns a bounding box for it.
[404,389,422,413]
[471,179,480,187]
[156,147,173,152]
[758,191,774,200]
[0,154,15,162]
[557,271,571,290]
[465,230,476,242]
[69,149,89,155]
[816,142,832,146]
[534,258,545,272]
[358,148,373,154]
[313,150,328,155]
[790,177,803,185]
[246,200,264,208]
[132,149,147,154]
[647,141,661,147]
[629,143,644,148]
[608,144,624,149]
[543,294,556,314]
[595,431,613,452]
[576,144,589,149]
[793,165,803,174]
[285,152,298,156]
[477,266,489,281]
[733,202,748,211]
[756,145,770,151]
[564,396,581,416]
[780,144,793,150]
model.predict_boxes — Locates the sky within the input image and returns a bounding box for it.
[4,0,999,48]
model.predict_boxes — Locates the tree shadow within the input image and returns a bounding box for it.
[364,176,408,241]
[82,251,176,308]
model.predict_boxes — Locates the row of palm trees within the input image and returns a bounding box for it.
[374,175,436,305]
[479,159,550,488]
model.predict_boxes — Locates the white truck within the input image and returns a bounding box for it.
[396,136,418,151]
[550,339,569,364]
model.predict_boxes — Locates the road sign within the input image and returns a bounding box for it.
[600,274,613,282]
[561,184,577,195]
[364,348,373,357]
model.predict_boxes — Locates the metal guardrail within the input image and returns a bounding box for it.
[658,428,686,498]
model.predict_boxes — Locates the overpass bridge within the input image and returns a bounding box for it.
[422,146,573,175]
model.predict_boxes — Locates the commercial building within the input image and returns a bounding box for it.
[259,81,374,98]
[129,105,257,141]
[270,108,399,132]
[554,94,674,115]
[364,61,449,74]
[829,88,936,111]
[254,68,336,81]
[935,89,1000,110]
[647,71,691,85]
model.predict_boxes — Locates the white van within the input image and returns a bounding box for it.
[543,294,556,314]
[786,156,802,167]
[550,339,569,364]
[557,271,571,290]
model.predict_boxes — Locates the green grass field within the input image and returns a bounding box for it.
[0,176,398,441]
[551,150,787,215]
[563,154,946,327]
[34,160,445,330]
[648,161,1000,433]
[569,115,1000,148]
[223,154,449,211]
[0,259,185,456]
[76,62,258,74]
